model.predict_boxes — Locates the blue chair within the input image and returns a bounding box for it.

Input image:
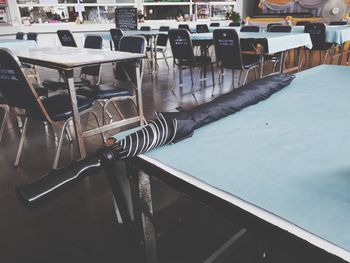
[110,28,123,51]
[196,24,209,33]
[0,49,99,169]
[15,32,24,40]
[57,30,77,47]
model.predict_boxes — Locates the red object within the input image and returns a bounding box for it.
[0,0,7,4]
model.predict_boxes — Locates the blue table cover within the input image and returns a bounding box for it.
[0,39,37,50]
[191,32,313,54]
[118,65,350,261]
[293,25,350,44]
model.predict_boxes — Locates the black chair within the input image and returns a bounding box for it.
[210,22,220,27]
[213,29,260,94]
[296,21,311,26]
[304,23,335,65]
[159,26,170,32]
[268,25,292,32]
[16,32,24,40]
[266,23,282,32]
[168,29,215,94]
[240,26,260,32]
[42,35,103,90]
[0,49,98,168]
[110,28,123,51]
[77,36,146,126]
[140,26,151,31]
[27,32,38,41]
[196,24,209,33]
[229,22,241,27]
[329,21,347,26]
[57,30,77,47]
[178,24,191,32]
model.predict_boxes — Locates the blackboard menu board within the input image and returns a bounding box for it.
[115,8,138,30]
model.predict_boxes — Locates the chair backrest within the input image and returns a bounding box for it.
[0,49,51,121]
[159,26,170,32]
[329,21,347,26]
[168,29,194,63]
[196,24,209,33]
[81,35,103,77]
[178,24,191,32]
[229,22,241,27]
[296,21,311,26]
[304,22,326,50]
[26,32,37,41]
[16,32,24,40]
[267,23,282,32]
[110,28,123,51]
[268,25,292,32]
[140,26,151,31]
[156,33,168,47]
[116,36,146,84]
[240,26,260,32]
[210,22,220,27]
[57,30,77,47]
[213,29,243,70]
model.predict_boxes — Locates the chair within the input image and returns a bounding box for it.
[0,92,9,143]
[178,24,191,32]
[268,25,292,32]
[196,24,209,33]
[266,23,282,32]
[140,26,151,31]
[0,49,98,169]
[240,26,260,32]
[304,23,335,65]
[329,21,347,25]
[210,22,220,27]
[229,22,241,27]
[42,35,103,90]
[110,28,123,51]
[148,33,170,69]
[26,32,38,41]
[296,21,311,26]
[168,29,215,94]
[213,29,260,94]
[57,30,77,47]
[159,26,170,32]
[16,32,24,40]
[77,36,146,127]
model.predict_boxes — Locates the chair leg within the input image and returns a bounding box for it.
[189,66,194,88]
[192,67,202,94]
[242,70,249,86]
[14,117,28,167]
[65,126,73,143]
[163,52,169,69]
[0,105,9,143]
[231,69,235,90]
[212,67,223,96]
[112,101,125,119]
[89,110,105,143]
[171,66,177,91]
[210,63,215,91]
[52,118,71,169]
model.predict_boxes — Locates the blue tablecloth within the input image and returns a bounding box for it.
[115,65,350,261]
[293,25,350,44]
[0,39,37,50]
[191,32,313,54]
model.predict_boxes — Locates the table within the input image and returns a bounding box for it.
[293,25,350,45]
[13,46,146,158]
[117,65,350,262]
[0,39,37,50]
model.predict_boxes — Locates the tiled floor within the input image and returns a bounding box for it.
[0,54,346,262]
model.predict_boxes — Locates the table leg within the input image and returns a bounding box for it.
[136,64,145,125]
[65,69,86,158]
[338,44,344,65]
[153,35,158,73]
[279,51,285,74]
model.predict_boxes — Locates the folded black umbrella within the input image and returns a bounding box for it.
[16,74,295,214]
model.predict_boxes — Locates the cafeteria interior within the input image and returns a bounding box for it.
[1,0,350,262]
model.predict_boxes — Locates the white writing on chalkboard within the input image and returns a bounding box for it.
[115,8,138,31]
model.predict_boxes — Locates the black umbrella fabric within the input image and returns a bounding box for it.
[16,74,295,209]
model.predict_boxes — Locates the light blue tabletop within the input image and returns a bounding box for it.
[0,39,37,50]
[293,25,350,45]
[191,32,313,54]
[137,65,350,260]
[85,30,164,42]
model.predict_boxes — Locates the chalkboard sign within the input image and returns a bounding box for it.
[115,8,138,31]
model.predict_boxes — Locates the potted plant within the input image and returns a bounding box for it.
[226,11,241,23]
[137,10,145,23]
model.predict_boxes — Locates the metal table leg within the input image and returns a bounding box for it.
[135,64,145,125]
[65,69,86,158]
